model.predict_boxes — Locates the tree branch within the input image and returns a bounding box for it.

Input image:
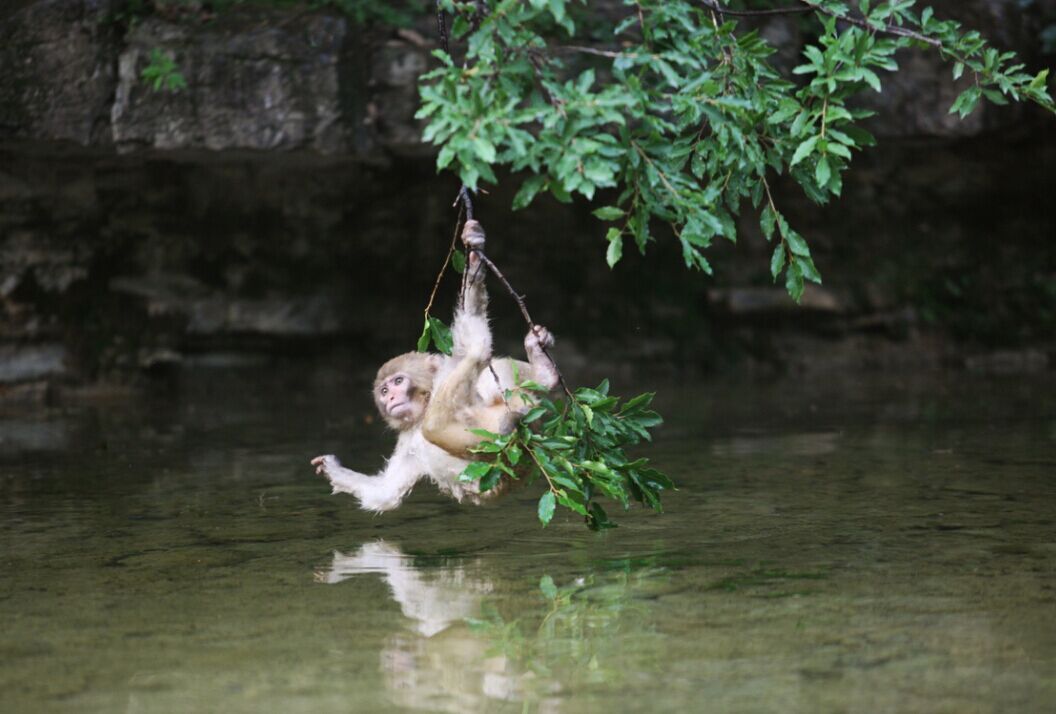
[798,0,941,47]
[699,1,942,48]
[699,0,811,17]
[473,250,573,400]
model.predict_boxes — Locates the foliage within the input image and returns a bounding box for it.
[457,378,672,529]
[416,314,454,354]
[416,0,1055,301]
[141,48,188,92]
[465,568,666,686]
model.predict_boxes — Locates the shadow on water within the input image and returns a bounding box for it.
[1,368,1055,712]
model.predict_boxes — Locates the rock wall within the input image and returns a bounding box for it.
[0,0,1054,401]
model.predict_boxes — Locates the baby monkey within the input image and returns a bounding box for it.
[311,220,559,512]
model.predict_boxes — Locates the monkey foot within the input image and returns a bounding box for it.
[525,324,555,351]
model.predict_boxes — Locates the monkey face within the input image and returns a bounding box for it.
[377,372,424,424]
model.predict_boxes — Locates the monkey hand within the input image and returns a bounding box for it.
[525,325,555,352]
[311,454,341,477]
[461,219,486,251]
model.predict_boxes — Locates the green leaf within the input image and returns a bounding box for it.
[587,502,617,530]
[770,243,786,281]
[786,231,811,258]
[471,136,496,163]
[581,404,594,427]
[539,575,558,600]
[593,206,625,221]
[480,469,502,492]
[522,407,547,423]
[791,135,820,166]
[459,461,492,482]
[427,316,453,355]
[606,232,623,268]
[785,260,805,302]
[620,392,654,413]
[451,249,466,274]
[760,205,777,241]
[512,176,546,210]
[416,317,431,353]
[860,68,882,93]
[815,155,831,187]
[538,491,556,526]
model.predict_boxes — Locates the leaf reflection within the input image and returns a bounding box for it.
[467,567,668,686]
[314,542,670,712]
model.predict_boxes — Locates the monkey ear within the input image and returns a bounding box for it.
[427,354,443,372]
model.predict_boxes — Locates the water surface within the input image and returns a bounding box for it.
[1,369,1054,713]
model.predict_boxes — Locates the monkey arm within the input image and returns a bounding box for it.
[311,441,423,512]
[459,219,489,319]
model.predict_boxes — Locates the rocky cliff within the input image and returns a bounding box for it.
[1,0,1053,402]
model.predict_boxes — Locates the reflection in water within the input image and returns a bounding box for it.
[316,541,532,712]
[2,374,1055,712]
[316,541,493,637]
[315,542,666,713]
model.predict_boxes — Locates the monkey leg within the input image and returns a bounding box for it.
[524,325,560,391]
[461,219,489,318]
[421,353,487,456]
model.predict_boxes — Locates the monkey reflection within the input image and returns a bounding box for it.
[316,541,560,712]
[317,541,492,637]
[312,220,559,512]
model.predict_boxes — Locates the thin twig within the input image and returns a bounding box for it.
[456,185,475,220]
[559,45,639,59]
[700,1,942,47]
[473,251,574,400]
[526,444,559,495]
[699,0,811,17]
[435,0,450,54]
[425,201,463,318]
[798,0,942,47]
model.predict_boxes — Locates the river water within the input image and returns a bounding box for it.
[1,368,1054,713]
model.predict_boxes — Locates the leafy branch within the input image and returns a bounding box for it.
[459,379,672,530]
[416,0,1054,301]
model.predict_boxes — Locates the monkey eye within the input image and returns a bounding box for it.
[380,387,388,396]
[394,376,404,385]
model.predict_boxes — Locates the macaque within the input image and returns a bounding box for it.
[311,220,559,512]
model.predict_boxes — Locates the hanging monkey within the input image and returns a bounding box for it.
[311,220,560,512]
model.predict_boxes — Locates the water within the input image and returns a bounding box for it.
[1,369,1054,713]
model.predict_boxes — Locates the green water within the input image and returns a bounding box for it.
[1,370,1054,713]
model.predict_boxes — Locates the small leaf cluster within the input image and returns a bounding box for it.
[140,48,187,92]
[416,0,1054,301]
[416,315,453,355]
[458,379,673,530]
[466,568,663,683]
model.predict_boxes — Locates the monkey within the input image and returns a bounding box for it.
[311,219,559,513]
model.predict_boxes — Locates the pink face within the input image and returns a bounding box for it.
[378,372,422,422]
